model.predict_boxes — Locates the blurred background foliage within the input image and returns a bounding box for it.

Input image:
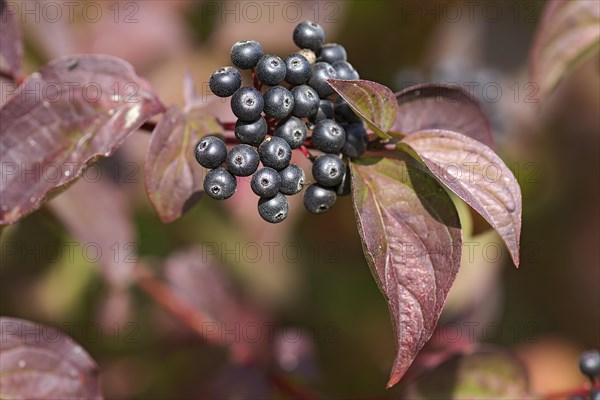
[1,0,598,398]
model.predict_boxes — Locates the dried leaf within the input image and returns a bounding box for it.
[0,54,164,225]
[531,0,600,98]
[399,129,521,267]
[392,84,494,148]
[0,1,24,79]
[0,317,102,400]
[327,79,398,138]
[350,156,462,387]
[144,105,221,223]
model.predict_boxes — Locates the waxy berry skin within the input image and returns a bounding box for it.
[234,117,268,145]
[194,136,227,169]
[226,144,260,177]
[279,164,306,195]
[230,40,264,69]
[263,86,295,120]
[204,168,237,200]
[231,86,264,121]
[291,85,320,118]
[341,123,368,158]
[258,193,289,223]
[251,167,282,198]
[259,137,292,171]
[318,43,347,64]
[312,119,346,153]
[284,54,312,85]
[312,154,345,187]
[275,117,308,149]
[308,62,338,98]
[309,99,334,124]
[303,184,337,214]
[332,60,360,80]
[293,21,325,52]
[209,66,242,97]
[579,350,600,379]
[256,54,287,86]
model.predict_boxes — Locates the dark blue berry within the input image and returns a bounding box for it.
[279,164,306,195]
[226,144,260,176]
[312,154,345,187]
[318,43,347,64]
[308,99,334,124]
[231,86,264,121]
[263,86,294,120]
[274,117,307,149]
[293,21,325,52]
[580,350,600,379]
[303,184,336,214]
[204,167,237,200]
[209,66,242,97]
[312,119,346,153]
[230,40,264,69]
[336,164,351,196]
[332,60,359,80]
[258,192,289,223]
[335,97,362,123]
[251,167,281,198]
[234,117,268,145]
[341,123,368,158]
[256,55,286,86]
[291,85,319,118]
[195,136,227,169]
[308,62,337,98]
[258,137,292,171]
[284,53,312,85]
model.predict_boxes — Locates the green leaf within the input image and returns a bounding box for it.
[399,129,522,267]
[327,79,398,138]
[350,156,462,387]
[402,349,531,399]
[531,0,600,99]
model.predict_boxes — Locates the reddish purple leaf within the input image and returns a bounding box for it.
[392,84,494,148]
[0,2,24,80]
[531,0,600,99]
[350,157,462,387]
[0,54,164,225]
[399,129,522,267]
[327,79,398,138]
[144,105,221,223]
[0,317,102,399]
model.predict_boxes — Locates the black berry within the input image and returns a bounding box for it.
[303,184,336,214]
[195,135,227,169]
[312,154,345,187]
[318,43,347,64]
[279,164,306,195]
[251,167,281,198]
[204,167,237,200]
[293,21,325,52]
[308,62,337,98]
[263,86,294,120]
[308,99,334,124]
[209,66,242,97]
[234,117,268,145]
[258,137,292,171]
[580,350,600,379]
[291,85,320,118]
[256,54,286,86]
[230,40,264,69]
[274,117,307,149]
[312,119,346,153]
[226,144,260,176]
[341,123,368,158]
[284,53,312,85]
[258,192,289,223]
[335,97,362,123]
[332,60,359,80]
[231,86,264,121]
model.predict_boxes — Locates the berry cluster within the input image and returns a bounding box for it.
[195,21,367,223]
